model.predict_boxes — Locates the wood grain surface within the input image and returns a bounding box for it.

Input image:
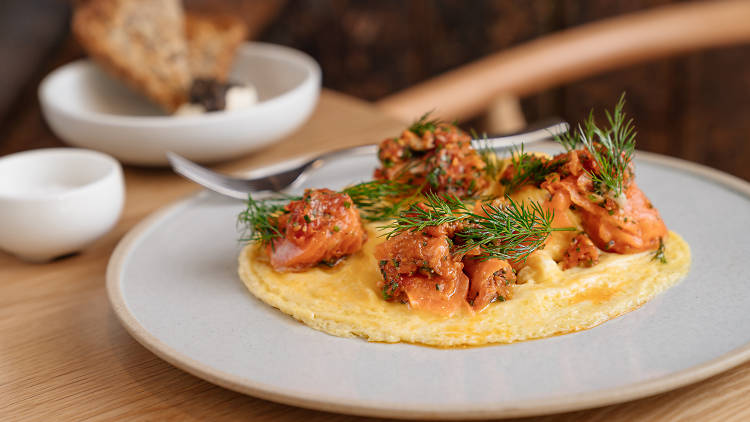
[2,90,750,422]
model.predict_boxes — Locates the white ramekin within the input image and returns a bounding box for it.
[0,148,124,262]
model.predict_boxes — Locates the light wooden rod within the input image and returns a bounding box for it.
[376,0,750,122]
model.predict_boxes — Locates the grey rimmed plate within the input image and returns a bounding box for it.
[106,143,750,419]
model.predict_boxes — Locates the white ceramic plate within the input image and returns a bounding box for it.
[39,42,321,166]
[107,144,750,419]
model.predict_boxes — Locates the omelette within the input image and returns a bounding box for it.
[236,101,692,347]
[238,218,690,347]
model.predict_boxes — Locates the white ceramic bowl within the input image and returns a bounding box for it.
[0,148,124,262]
[39,42,321,166]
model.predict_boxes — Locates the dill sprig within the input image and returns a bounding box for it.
[383,193,467,238]
[237,195,294,247]
[555,129,579,152]
[455,198,564,261]
[408,111,441,136]
[652,238,667,264]
[238,181,420,245]
[342,180,418,221]
[556,93,636,199]
[581,94,636,198]
[382,193,575,262]
[502,144,564,194]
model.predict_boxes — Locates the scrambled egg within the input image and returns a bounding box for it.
[238,225,690,347]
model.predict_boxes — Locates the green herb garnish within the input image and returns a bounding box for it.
[239,181,420,245]
[408,111,441,136]
[502,144,564,194]
[342,180,418,221]
[555,127,580,152]
[382,281,399,300]
[652,238,667,264]
[426,167,445,189]
[237,195,294,247]
[555,93,636,199]
[382,193,575,262]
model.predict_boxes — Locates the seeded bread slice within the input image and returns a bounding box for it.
[72,0,191,112]
[185,13,247,82]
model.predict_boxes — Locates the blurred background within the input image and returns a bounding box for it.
[1,0,748,179]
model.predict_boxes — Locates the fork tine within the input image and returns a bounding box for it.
[166,152,252,200]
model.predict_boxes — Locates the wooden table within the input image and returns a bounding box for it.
[2,90,749,421]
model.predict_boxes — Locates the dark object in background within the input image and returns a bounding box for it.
[258,0,750,182]
[0,0,70,122]
[0,0,748,182]
[260,0,555,102]
[188,78,231,111]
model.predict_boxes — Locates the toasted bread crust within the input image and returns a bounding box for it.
[73,0,191,111]
[185,13,247,82]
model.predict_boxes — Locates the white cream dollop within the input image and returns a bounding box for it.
[225,84,258,111]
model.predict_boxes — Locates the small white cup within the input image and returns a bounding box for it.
[0,148,124,262]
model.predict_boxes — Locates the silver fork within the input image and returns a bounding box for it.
[167,117,569,200]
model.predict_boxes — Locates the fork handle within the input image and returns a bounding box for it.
[475,117,569,150]
[311,117,569,175]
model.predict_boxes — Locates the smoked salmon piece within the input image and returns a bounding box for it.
[375,225,470,316]
[268,189,367,272]
[542,150,667,254]
[463,257,516,311]
[375,217,518,315]
[374,123,488,197]
[561,233,600,270]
